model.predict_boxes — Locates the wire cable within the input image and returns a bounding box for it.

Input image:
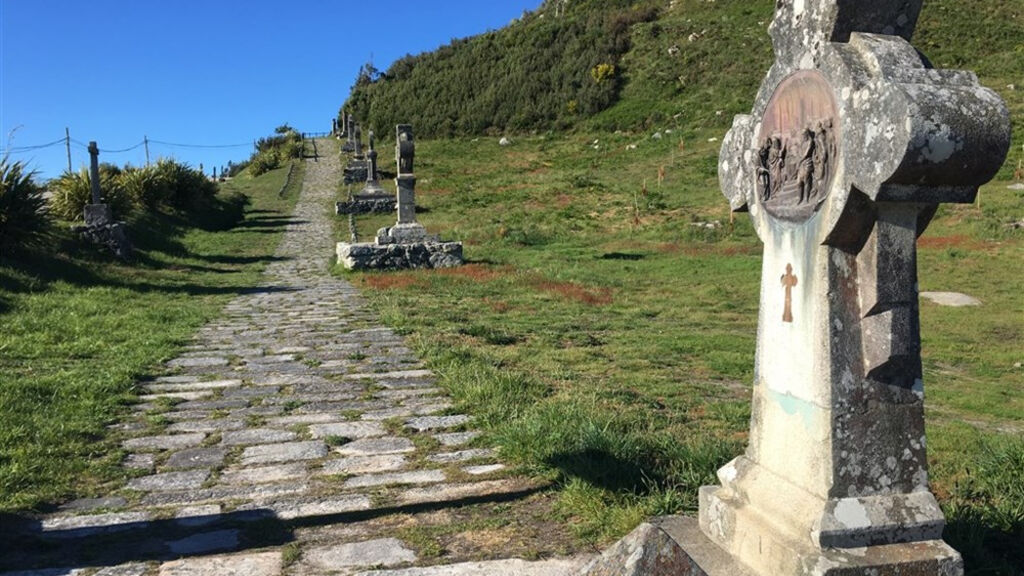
[148,139,252,149]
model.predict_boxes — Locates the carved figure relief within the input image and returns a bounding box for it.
[756,71,840,222]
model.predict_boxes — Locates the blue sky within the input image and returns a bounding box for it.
[1,1,539,180]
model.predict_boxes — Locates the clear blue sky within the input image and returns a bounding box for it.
[1,1,540,180]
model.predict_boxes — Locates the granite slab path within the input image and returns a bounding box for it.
[1,140,591,576]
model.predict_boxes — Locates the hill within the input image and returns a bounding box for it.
[341,0,1022,146]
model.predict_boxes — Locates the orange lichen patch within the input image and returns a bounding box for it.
[533,279,614,306]
[433,263,513,283]
[362,274,424,290]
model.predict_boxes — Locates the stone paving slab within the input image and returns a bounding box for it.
[158,551,281,576]
[303,538,417,571]
[240,441,328,465]
[353,557,594,576]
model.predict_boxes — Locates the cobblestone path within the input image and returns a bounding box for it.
[2,140,591,576]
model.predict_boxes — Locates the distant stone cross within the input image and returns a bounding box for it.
[780,263,797,323]
[706,1,1010,575]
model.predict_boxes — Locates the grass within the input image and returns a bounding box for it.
[337,122,1022,573]
[0,160,303,512]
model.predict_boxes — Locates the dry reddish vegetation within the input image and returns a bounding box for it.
[434,263,513,282]
[917,234,991,251]
[533,279,614,306]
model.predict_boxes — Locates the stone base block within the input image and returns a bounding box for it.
[699,485,963,576]
[336,241,463,271]
[579,515,963,576]
[84,203,113,226]
[576,516,754,576]
[336,197,396,215]
[74,221,133,260]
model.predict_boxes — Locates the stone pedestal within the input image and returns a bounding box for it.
[84,204,113,227]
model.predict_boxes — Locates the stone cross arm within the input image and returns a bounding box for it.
[721,31,1010,226]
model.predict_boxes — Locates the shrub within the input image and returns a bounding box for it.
[48,166,133,222]
[0,157,50,253]
[119,165,171,209]
[150,159,217,211]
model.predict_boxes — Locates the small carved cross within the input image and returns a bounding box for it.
[781,263,798,323]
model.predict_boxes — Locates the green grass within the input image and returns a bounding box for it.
[337,124,1022,573]
[0,160,303,511]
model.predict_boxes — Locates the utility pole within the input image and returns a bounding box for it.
[144,135,150,166]
[65,127,72,172]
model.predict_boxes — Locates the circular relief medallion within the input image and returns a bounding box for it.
[755,70,840,222]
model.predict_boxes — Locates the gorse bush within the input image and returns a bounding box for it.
[340,0,660,138]
[0,157,50,254]
[249,125,302,176]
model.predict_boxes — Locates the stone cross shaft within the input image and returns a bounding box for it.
[708,1,1010,575]
[88,141,102,205]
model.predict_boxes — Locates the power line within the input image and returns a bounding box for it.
[7,135,254,156]
[149,139,252,149]
[2,137,67,154]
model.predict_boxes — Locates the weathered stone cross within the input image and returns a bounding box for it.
[706,1,1010,574]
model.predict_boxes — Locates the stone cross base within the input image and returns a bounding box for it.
[344,163,369,185]
[336,240,463,271]
[698,482,962,576]
[578,515,960,576]
[358,180,387,197]
[376,223,439,245]
[84,204,113,227]
[336,197,397,215]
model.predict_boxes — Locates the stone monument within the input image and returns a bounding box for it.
[341,112,355,152]
[77,141,133,259]
[704,2,1011,575]
[336,124,463,270]
[337,130,396,215]
[359,131,386,196]
[344,122,369,185]
[580,2,1011,575]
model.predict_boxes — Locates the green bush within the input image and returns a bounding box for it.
[0,157,50,253]
[119,165,171,209]
[47,166,133,222]
[249,151,280,177]
[150,159,217,211]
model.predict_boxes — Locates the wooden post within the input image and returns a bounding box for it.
[144,135,150,166]
[65,127,72,173]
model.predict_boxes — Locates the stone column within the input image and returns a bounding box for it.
[88,141,101,205]
[396,175,416,225]
[354,125,363,158]
[84,141,112,226]
[706,2,1010,575]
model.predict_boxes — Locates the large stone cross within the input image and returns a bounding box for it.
[707,1,1010,575]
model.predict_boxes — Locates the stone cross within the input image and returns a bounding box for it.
[88,141,101,205]
[396,124,414,176]
[346,114,355,144]
[374,125,438,245]
[707,2,1010,575]
[360,131,385,196]
[780,263,797,323]
[353,124,363,158]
